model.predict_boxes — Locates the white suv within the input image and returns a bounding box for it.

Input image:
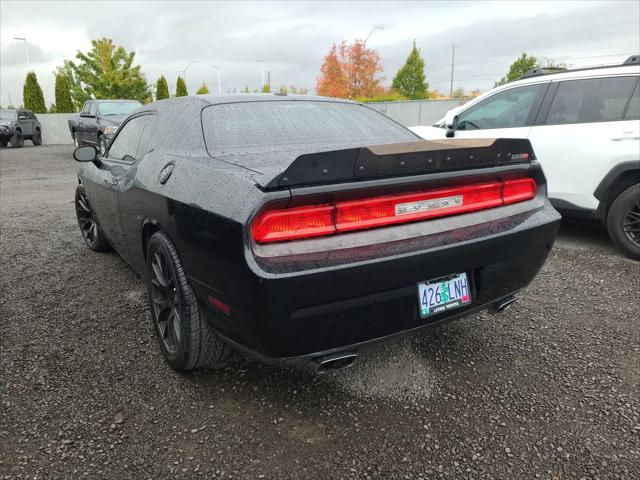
[411,56,640,259]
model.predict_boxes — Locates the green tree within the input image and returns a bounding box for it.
[68,38,150,101]
[261,83,271,93]
[55,60,90,111]
[22,72,47,113]
[392,41,429,99]
[156,76,170,100]
[176,76,188,96]
[196,83,209,94]
[241,86,250,93]
[54,74,74,113]
[495,53,537,86]
[48,104,56,113]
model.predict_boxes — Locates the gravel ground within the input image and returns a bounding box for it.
[1,145,639,480]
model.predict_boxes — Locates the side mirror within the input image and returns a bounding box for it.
[445,112,459,138]
[73,145,100,166]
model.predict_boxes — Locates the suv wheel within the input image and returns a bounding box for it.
[607,183,640,260]
[9,130,23,148]
[32,129,42,145]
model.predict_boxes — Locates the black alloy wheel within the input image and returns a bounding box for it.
[146,231,230,371]
[623,198,640,246]
[607,183,640,260]
[74,185,111,252]
[149,246,182,356]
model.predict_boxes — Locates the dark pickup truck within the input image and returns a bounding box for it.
[1,108,42,147]
[68,99,142,155]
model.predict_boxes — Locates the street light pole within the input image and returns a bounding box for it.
[363,26,384,48]
[257,59,264,89]
[180,61,200,83]
[212,66,222,94]
[13,37,30,70]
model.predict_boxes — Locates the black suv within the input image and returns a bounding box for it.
[0,109,43,147]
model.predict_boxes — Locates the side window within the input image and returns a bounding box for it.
[624,81,640,120]
[106,116,149,162]
[546,76,637,125]
[81,102,91,114]
[28,112,37,120]
[89,102,98,116]
[136,115,156,158]
[457,84,545,130]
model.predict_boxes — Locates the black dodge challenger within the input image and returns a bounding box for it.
[73,94,560,372]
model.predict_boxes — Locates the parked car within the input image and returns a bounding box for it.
[410,55,640,259]
[0,108,42,147]
[68,99,142,155]
[72,94,560,372]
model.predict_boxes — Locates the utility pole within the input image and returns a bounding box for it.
[267,71,271,92]
[449,45,455,99]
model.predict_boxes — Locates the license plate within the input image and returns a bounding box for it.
[418,273,471,318]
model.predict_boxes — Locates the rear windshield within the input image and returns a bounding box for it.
[201,101,416,153]
[98,101,142,116]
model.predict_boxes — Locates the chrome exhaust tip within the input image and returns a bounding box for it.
[311,352,358,373]
[489,296,517,314]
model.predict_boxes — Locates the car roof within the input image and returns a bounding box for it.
[91,99,142,103]
[501,64,640,89]
[197,93,357,105]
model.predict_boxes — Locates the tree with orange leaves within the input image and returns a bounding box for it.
[316,40,383,99]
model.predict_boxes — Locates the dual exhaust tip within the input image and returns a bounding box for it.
[308,296,517,372]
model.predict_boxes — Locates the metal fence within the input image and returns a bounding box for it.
[366,99,463,127]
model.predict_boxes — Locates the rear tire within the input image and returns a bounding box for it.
[9,130,23,148]
[0,139,7,147]
[32,129,42,145]
[607,183,640,260]
[146,231,230,371]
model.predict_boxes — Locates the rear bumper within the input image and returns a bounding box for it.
[194,199,560,361]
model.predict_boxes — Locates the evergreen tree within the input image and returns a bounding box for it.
[392,41,428,99]
[54,74,75,113]
[176,76,188,96]
[196,83,209,94]
[156,76,170,100]
[22,72,47,113]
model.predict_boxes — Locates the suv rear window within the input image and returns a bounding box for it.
[545,76,638,125]
[201,101,416,153]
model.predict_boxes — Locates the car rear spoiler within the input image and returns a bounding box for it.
[263,138,536,190]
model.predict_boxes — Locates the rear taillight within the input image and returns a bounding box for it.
[502,178,537,205]
[252,178,537,244]
[251,204,334,243]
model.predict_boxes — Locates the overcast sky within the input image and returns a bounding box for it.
[1,0,639,107]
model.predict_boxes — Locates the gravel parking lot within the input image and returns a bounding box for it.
[1,145,639,480]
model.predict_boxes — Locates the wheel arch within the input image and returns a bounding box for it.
[595,161,640,221]
[141,218,174,261]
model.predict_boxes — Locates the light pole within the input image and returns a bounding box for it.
[363,26,384,48]
[13,37,30,70]
[212,66,222,94]
[179,61,200,83]
[257,59,264,89]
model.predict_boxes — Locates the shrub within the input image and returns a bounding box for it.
[23,72,47,113]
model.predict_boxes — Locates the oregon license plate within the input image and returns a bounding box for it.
[418,273,471,318]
